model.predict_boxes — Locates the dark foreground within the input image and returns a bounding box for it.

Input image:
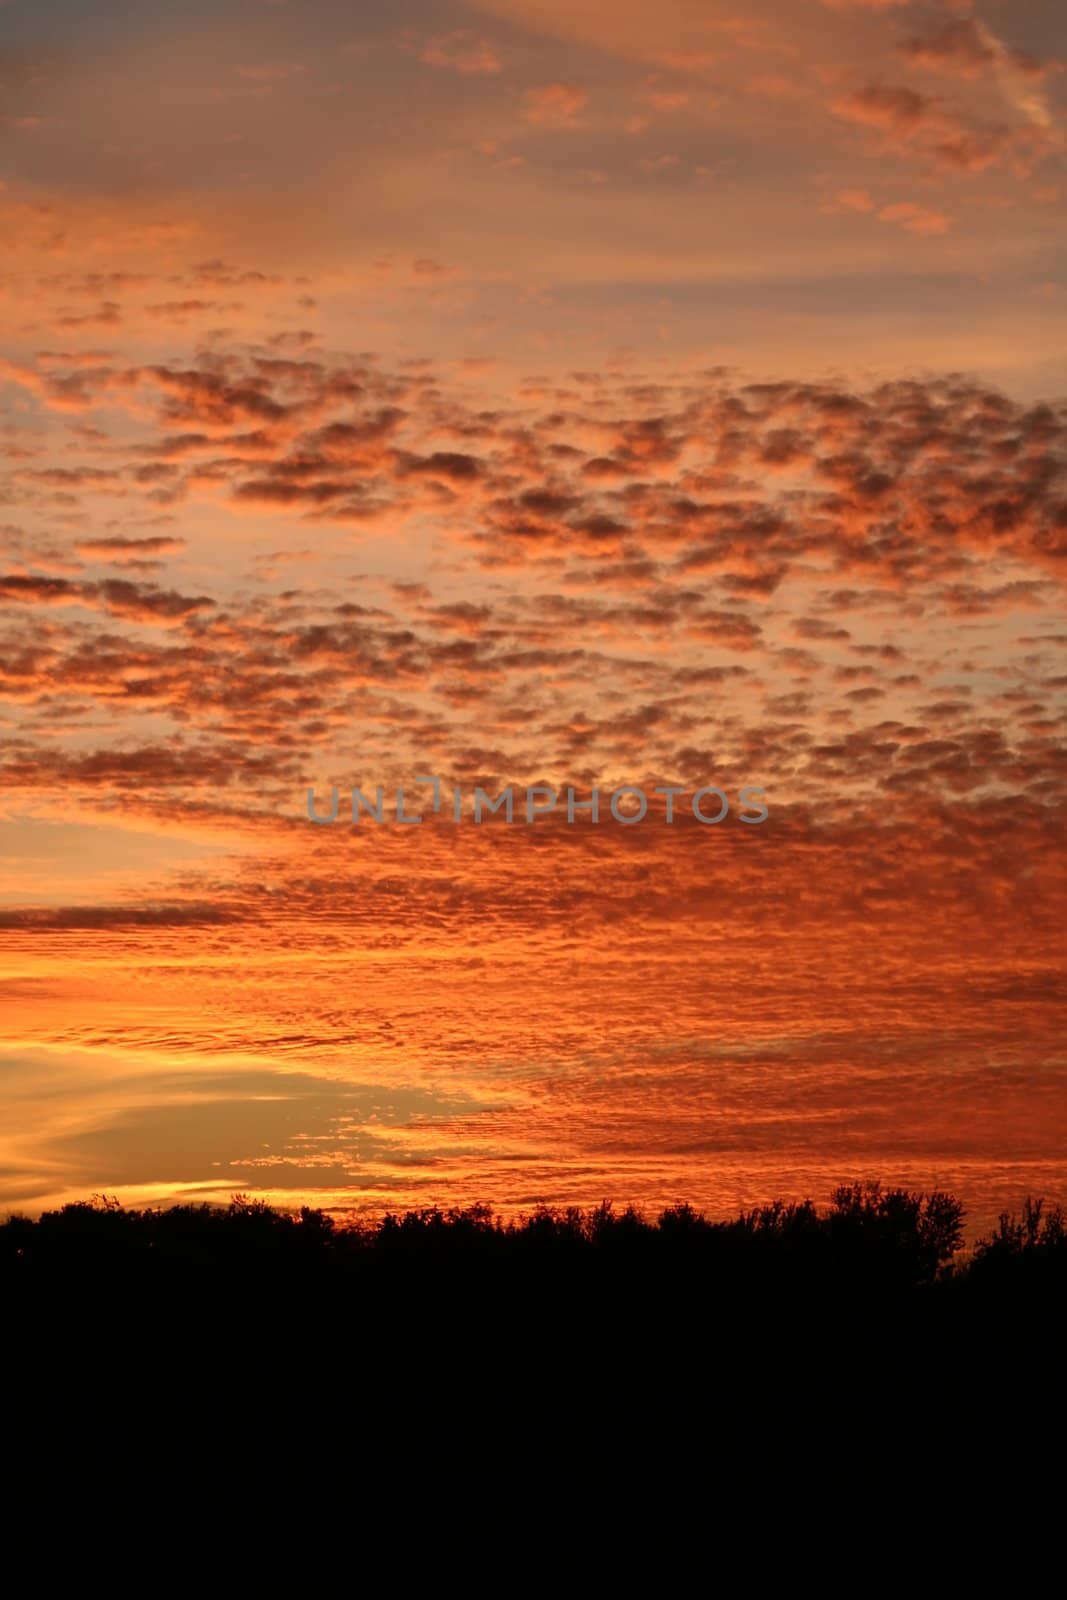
[5,1181,1064,1316]
[6,1182,1066,1451]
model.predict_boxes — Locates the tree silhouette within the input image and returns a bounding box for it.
[2,1182,1062,1323]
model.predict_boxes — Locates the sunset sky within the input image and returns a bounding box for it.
[1,0,1064,1230]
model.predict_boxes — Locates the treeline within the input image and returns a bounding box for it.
[3,1182,1065,1311]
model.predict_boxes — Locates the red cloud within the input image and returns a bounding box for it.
[522,84,588,128]
[421,32,502,75]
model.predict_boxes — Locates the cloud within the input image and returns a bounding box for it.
[830,77,1058,176]
[831,85,930,134]
[236,63,310,82]
[823,188,875,214]
[76,535,186,559]
[0,573,214,622]
[877,201,951,235]
[745,74,804,100]
[522,84,588,128]
[421,32,503,75]
[56,302,122,329]
[900,20,1062,136]
[0,304,1061,904]
[411,257,453,278]
[2,342,1064,842]
[899,20,999,81]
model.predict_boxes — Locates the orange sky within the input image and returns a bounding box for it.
[1,0,1064,1232]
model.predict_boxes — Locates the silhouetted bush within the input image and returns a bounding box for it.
[5,1179,1063,1330]
[966,1198,1067,1304]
